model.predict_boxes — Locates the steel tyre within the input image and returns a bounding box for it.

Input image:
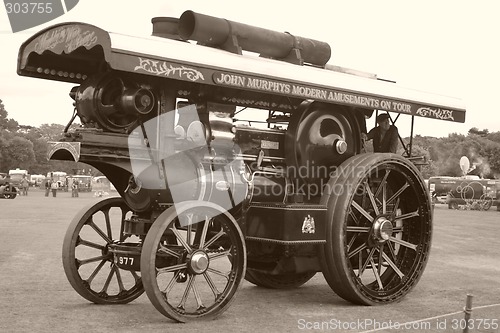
[321,153,432,304]
[62,197,144,304]
[140,201,246,322]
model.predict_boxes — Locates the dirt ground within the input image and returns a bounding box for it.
[1,188,499,332]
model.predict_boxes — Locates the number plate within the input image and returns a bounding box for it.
[114,254,140,271]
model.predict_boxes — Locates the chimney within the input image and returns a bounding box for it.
[151,17,183,41]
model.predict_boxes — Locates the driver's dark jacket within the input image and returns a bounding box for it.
[368,125,399,153]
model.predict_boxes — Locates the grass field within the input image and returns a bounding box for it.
[1,188,499,332]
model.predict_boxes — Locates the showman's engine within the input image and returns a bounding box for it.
[18,10,466,322]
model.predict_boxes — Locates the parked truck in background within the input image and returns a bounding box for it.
[428,176,499,210]
[8,168,29,187]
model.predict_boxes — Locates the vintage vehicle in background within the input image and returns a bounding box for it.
[90,175,116,196]
[30,174,45,187]
[66,174,93,192]
[46,171,68,191]
[443,178,499,210]
[428,158,499,210]
[8,168,29,187]
[18,10,466,322]
[0,172,17,199]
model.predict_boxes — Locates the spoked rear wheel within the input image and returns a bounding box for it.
[321,153,432,304]
[62,197,144,304]
[141,201,246,322]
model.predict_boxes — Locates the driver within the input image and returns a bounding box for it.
[362,113,399,153]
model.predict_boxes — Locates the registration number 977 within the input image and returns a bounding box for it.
[114,256,134,266]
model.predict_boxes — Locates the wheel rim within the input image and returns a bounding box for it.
[141,201,246,322]
[62,197,144,304]
[3,185,16,199]
[321,154,432,304]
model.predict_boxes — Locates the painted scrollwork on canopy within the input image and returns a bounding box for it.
[134,57,204,82]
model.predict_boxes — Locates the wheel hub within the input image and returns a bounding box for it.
[188,251,209,274]
[372,217,393,242]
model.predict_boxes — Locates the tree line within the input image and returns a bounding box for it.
[1,98,499,179]
[0,99,96,176]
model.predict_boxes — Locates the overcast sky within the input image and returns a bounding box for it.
[1,0,499,138]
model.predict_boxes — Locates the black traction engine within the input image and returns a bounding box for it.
[17,10,466,322]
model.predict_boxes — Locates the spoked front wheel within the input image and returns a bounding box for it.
[62,197,144,304]
[141,201,246,322]
[321,153,432,305]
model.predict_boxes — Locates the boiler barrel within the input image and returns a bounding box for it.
[178,10,331,66]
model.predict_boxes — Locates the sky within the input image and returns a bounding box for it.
[1,0,499,138]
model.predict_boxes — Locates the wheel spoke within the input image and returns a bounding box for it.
[391,198,401,219]
[198,217,210,249]
[346,226,370,232]
[157,263,188,275]
[389,236,417,251]
[203,229,226,250]
[79,254,109,266]
[380,251,405,279]
[191,276,206,310]
[100,265,115,294]
[170,226,192,253]
[382,178,387,214]
[347,234,358,252]
[186,222,193,247]
[104,209,113,240]
[348,243,367,259]
[369,256,384,290]
[113,264,126,292]
[88,219,112,244]
[130,270,141,283]
[177,274,195,310]
[392,226,404,233]
[387,182,410,205]
[365,181,380,215]
[208,249,231,261]
[352,201,374,223]
[207,267,230,280]
[162,270,181,295]
[386,240,398,261]
[158,244,181,258]
[377,244,384,275]
[396,210,420,220]
[374,169,390,199]
[203,272,221,298]
[78,238,106,251]
[86,259,107,283]
[358,248,375,278]
[349,210,362,226]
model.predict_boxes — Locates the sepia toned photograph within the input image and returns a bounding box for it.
[1,1,499,332]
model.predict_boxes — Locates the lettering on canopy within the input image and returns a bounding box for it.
[34,25,98,54]
[213,72,412,114]
[416,107,455,121]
